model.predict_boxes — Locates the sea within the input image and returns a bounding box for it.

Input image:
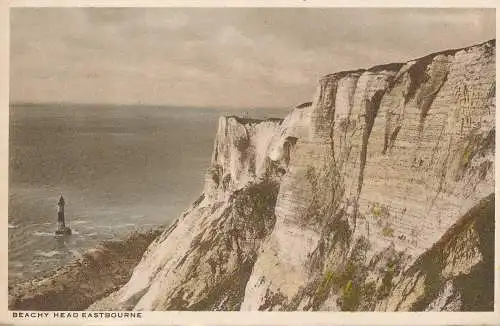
[8,103,289,284]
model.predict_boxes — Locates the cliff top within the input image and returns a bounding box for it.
[225,115,284,125]
[322,38,495,81]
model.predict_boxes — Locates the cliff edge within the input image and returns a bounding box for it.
[91,39,495,311]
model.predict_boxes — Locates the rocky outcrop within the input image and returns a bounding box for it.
[9,229,162,311]
[90,117,284,310]
[92,39,495,311]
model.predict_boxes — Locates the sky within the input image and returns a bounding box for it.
[10,8,496,109]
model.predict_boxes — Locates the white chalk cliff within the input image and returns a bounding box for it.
[91,40,495,311]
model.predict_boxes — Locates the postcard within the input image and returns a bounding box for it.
[1,2,499,325]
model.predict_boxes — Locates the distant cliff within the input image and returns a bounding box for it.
[91,39,495,311]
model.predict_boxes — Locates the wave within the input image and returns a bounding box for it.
[29,222,52,226]
[34,229,80,236]
[35,250,62,258]
[8,224,18,229]
[72,220,88,225]
[33,231,54,237]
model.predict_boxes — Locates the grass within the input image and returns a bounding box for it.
[316,270,336,298]
[382,224,395,238]
[341,279,360,311]
[462,147,472,166]
[371,202,390,219]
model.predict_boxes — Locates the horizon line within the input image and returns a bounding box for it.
[9,101,289,111]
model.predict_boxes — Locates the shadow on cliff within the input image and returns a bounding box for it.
[403,193,495,311]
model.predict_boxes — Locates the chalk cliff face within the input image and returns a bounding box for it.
[92,40,495,311]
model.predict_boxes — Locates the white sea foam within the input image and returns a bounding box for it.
[97,225,114,229]
[8,224,18,229]
[33,231,54,237]
[72,220,89,225]
[35,250,61,258]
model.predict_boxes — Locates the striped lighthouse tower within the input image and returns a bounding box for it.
[55,195,72,236]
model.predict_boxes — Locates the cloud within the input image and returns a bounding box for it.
[10,8,495,108]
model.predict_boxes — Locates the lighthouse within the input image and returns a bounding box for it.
[55,195,72,236]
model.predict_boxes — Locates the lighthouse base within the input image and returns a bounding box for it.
[55,227,72,236]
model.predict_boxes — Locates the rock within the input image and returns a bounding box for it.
[8,229,162,311]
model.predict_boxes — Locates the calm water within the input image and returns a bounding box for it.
[8,104,288,284]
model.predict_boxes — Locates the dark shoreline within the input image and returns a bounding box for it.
[8,227,163,311]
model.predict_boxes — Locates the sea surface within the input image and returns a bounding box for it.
[8,103,289,284]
